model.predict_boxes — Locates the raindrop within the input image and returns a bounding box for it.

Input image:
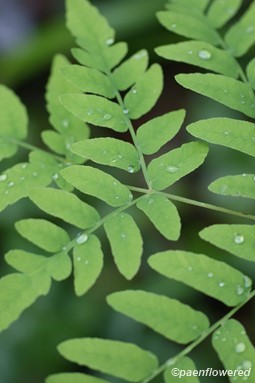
[117,155,123,160]
[224,131,230,135]
[20,177,25,181]
[222,337,226,342]
[87,109,93,116]
[85,260,89,265]
[33,172,38,177]
[121,233,126,239]
[102,113,112,121]
[219,282,225,287]
[246,26,254,33]
[105,37,114,46]
[52,173,59,180]
[115,196,120,200]
[234,234,244,244]
[236,285,244,295]
[235,342,246,353]
[113,181,118,186]
[8,181,14,187]
[224,89,228,93]
[21,164,28,169]
[191,324,198,330]
[127,165,135,173]
[187,266,193,272]
[208,272,214,278]
[251,103,255,108]
[166,165,179,173]
[123,108,129,114]
[77,256,81,262]
[0,174,7,182]
[132,88,137,94]
[242,360,252,369]
[188,50,193,55]
[198,50,212,60]
[148,198,154,205]
[171,23,177,29]
[4,190,9,195]
[62,119,69,128]
[111,159,117,163]
[243,276,252,288]
[241,100,245,104]
[240,94,244,99]
[242,173,247,177]
[76,233,88,245]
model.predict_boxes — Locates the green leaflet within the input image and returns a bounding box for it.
[73,235,104,296]
[247,58,255,90]
[200,224,255,262]
[156,41,239,78]
[46,373,110,383]
[61,65,115,98]
[112,50,148,91]
[58,338,158,382]
[207,0,242,29]
[104,213,143,279]
[0,85,28,161]
[0,272,51,333]
[29,187,100,229]
[225,2,255,57]
[157,11,220,45]
[60,94,128,132]
[164,357,200,383]
[61,165,133,207]
[166,0,210,13]
[212,319,255,380]
[187,118,255,157]
[209,174,255,200]
[124,64,163,119]
[148,251,252,306]
[15,219,70,253]
[136,109,185,155]
[136,194,181,241]
[107,290,209,344]
[71,138,140,173]
[41,131,66,155]
[147,142,208,190]
[176,74,255,118]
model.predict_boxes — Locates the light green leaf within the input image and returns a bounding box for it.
[225,2,255,57]
[136,194,181,240]
[61,65,115,98]
[137,109,185,155]
[200,224,255,262]
[107,290,209,344]
[104,213,143,279]
[15,219,70,253]
[61,165,133,207]
[148,142,208,190]
[212,319,255,381]
[187,118,255,157]
[41,131,66,155]
[30,187,100,229]
[46,373,111,383]
[176,73,255,118]
[58,338,158,382]
[148,250,252,306]
[247,58,255,90]
[60,94,128,132]
[124,64,163,119]
[157,11,220,45]
[46,252,72,281]
[73,235,103,296]
[112,50,148,91]
[207,0,242,29]
[164,357,200,383]
[71,138,140,173]
[209,174,255,200]
[156,41,239,78]
[0,85,28,161]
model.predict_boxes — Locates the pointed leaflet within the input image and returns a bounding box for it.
[107,290,209,344]
[200,224,255,262]
[30,187,100,229]
[46,373,111,383]
[41,131,66,155]
[148,251,252,306]
[176,74,255,118]
[0,85,28,161]
[156,41,239,78]
[61,166,132,207]
[209,174,255,200]
[15,219,70,253]
[73,235,103,296]
[147,142,208,191]
[104,213,143,279]
[247,58,255,90]
[136,194,181,241]
[137,109,185,155]
[60,94,128,132]
[71,138,140,173]
[164,357,200,383]
[225,2,255,57]
[207,0,242,29]
[187,118,255,157]
[58,338,158,382]
[124,64,163,119]
[212,319,255,380]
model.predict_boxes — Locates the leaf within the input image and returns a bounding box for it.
[136,109,186,155]
[247,58,255,90]
[61,165,133,207]
[73,235,104,296]
[157,11,220,45]
[147,142,208,190]
[225,2,255,57]
[60,94,128,132]
[124,64,163,119]
[209,174,255,200]
[29,187,100,229]
[58,338,158,382]
[164,357,200,383]
[212,319,255,381]
[199,224,255,262]
[15,219,70,253]
[46,373,111,383]
[46,252,72,281]
[136,194,181,240]
[166,0,210,13]
[148,251,252,306]
[41,131,66,155]
[156,41,239,78]
[207,0,242,29]
[112,50,148,91]
[71,138,140,173]
[187,118,255,157]
[104,213,143,279]
[0,85,28,161]
[107,290,209,344]
[176,74,255,118]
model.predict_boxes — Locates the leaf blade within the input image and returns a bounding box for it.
[209,174,255,200]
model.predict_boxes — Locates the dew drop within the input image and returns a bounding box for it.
[102,113,112,121]
[235,342,246,353]
[62,119,69,128]
[224,89,228,93]
[76,233,88,245]
[127,165,135,173]
[242,360,252,369]
[4,190,9,195]
[219,282,225,287]
[187,266,193,272]
[115,196,120,200]
[243,276,252,288]
[222,337,227,342]
[0,174,7,182]
[246,26,254,33]
[242,173,247,177]
[166,165,179,173]
[117,154,123,160]
[224,131,230,135]
[132,88,137,94]
[234,234,244,244]
[198,50,212,60]
[8,181,14,187]
[52,173,59,180]
[121,233,126,239]
[111,159,117,163]
[85,260,89,265]
[21,164,28,169]
[241,100,245,104]
[33,172,38,177]
[208,272,214,278]
[188,50,193,55]
[105,37,114,46]
[236,285,244,295]
[251,103,255,108]
[123,108,129,114]
[20,177,25,181]
[113,181,118,186]
[148,198,154,205]
[62,246,67,251]
[87,109,93,116]
[76,256,81,262]
[171,23,177,29]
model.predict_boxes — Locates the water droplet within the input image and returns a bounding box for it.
[117,155,123,160]
[113,181,118,186]
[62,119,69,128]
[224,89,228,93]
[235,342,246,353]
[241,100,245,104]
[166,165,179,173]
[87,109,93,116]
[234,234,244,244]
[76,233,88,245]
[219,282,225,287]
[85,260,89,265]
[198,50,212,60]
[105,37,114,45]
[251,103,255,108]
[240,94,244,98]
[33,172,38,177]
[111,159,117,163]
[236,285,244,295]
[243,276,252,288]
[123,108,129,114]
[148,198,154,205]
[246,26,254,33]
[188,50,193,55]
[187,266,193,272]
[77,256,81,262]
[132,88,137,94]
[222,337,226,342]
[171,23,177,29]
[4,190,9,195]
[242,173,247,177]
[127,165,135,173]
[115,196,120,199]
[20,177,25,181]
[21,164,28,169]
[242,360,252,369]
[102,113,112,121]
[0,174,7,182]
[52,173,59,180]
[208,272,214,278]
[62,246,67,251]
[224,131,230,135]
[8,181,14,187]
[121,233,126,239]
